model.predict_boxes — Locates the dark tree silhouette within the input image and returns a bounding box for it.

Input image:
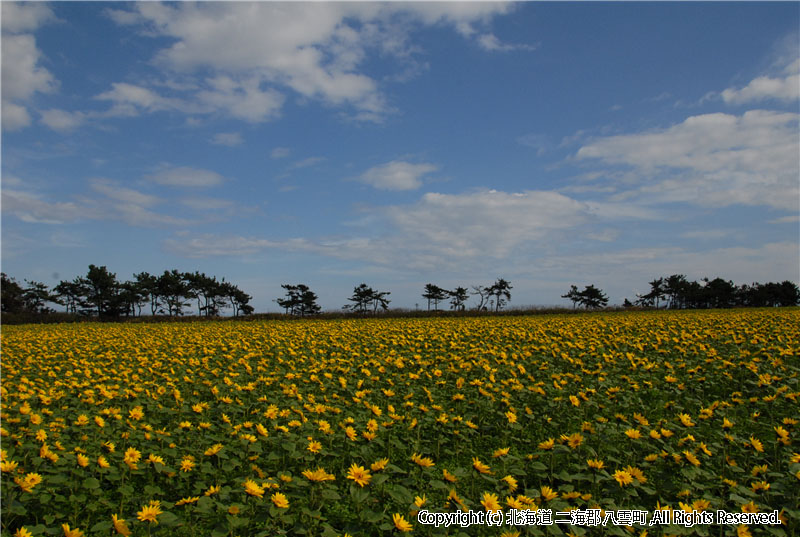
[422,284,448,311]
[561,285,581,309]
[448,286,469,311]
[578,284,608,309]
[489,278,512,312]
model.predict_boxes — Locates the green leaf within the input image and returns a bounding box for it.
[321,489,341,500]
[371,473,389,486]
[196,495,214,512]
[158,511,181,527]
[82,477,101,490]
[360,509,384,523]
[89,520,113,533]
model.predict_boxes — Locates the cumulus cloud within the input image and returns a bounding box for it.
[355,161,437,191]
[1,4,57,131]
[97,2,517,124]
[196,76,284,122]
[145,166,226,188]
[1,2,56,33]
[576,110,800,210]
[721,58,800,104]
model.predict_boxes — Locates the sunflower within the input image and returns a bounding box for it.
[136,502,162,524]
[392,513,413,532]
[123,447,141,464]
[587,459,604,470]
[684,450,701,467]
[1,460,19,473]
[540,485,558,501]
[111,514,131,536]
[204,443,224,456]
[749,437,764,453]
[481,491,502,512]
[244,479,265,498]
[538,438,555,450]
[442,468,458,482]
[411,453,435,467]
[61,524,84,537]
[472,457,492,474]
[678,413,695,427]
[302,467,336,482]
[613,470,634,487]
[346,463,372,487]
[371,458,389,472]
[501,475,518,492]
[271,492,289,509]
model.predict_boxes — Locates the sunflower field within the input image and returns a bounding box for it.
[1,309,798,537]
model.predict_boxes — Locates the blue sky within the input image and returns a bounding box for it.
[2,1,799,312]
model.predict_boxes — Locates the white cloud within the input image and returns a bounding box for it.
[1,33,57,130]
[721,59,800,104]
[271,147,290,159]
[576,110,800,211]
[1,3,55,33]
[89,179,161,207]
[768,215,800,224]
[2,178,191,227]
[477,33,536,52]
[196,76,284,122]
[355,160,437,191]
[95,82,184,116]
[211,132,243,147]
[145,166,226,188]
[2,101,31,131]
[163,188,617,270]
[179,197,236,211]
[290,157,326,170]
[163,234,311,258]
[680,229,730,240]
[1,3,58,130]
[40,108,86,131]
[100,2,516,123]
[378,190,587,259]
[1,189,89,224]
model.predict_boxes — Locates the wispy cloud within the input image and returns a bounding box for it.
[576,110,799,211]
[210,132,243,147]
[354,160,437,191]
[145,166,226,188]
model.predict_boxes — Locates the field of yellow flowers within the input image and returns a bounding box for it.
[1,309,799,537]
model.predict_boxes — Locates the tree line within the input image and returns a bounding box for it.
[624,275,799,309]
[3,268,798,321]
[1,265,254,318]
